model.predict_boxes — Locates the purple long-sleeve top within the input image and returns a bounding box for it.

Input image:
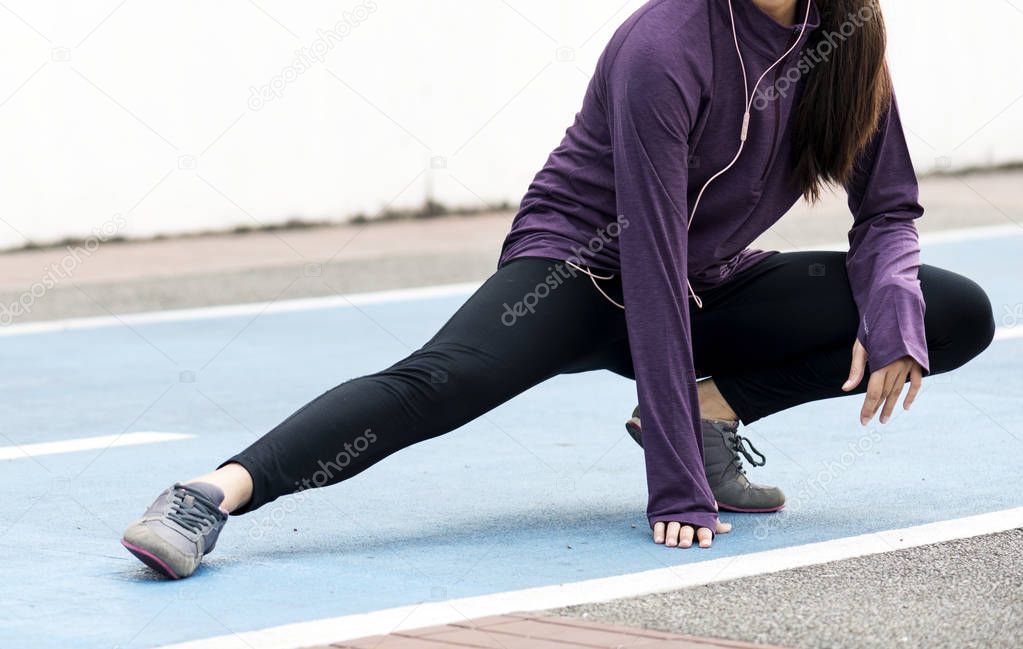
[499,0,929,530]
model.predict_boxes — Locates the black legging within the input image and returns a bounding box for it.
[224,252,995,515]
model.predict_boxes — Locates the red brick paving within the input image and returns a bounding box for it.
[302,612,791,648]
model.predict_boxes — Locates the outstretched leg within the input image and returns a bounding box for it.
[122,256,632,577]
[217,257,627,515]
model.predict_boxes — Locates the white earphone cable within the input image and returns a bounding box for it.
[578,0,813,312]
[565,260,626,309]
[684,0,812,308]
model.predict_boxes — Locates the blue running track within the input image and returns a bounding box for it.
[1,230,1021,648]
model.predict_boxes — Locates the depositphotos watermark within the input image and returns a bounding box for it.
[247,428,378,539]
[752,5,878,111]
[501,215,630,327]
[753,428,882,540]
[0,214,127,326]
[248,1,378,111]
[1001,303,1022,328]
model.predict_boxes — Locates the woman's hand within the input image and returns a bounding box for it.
[842,339,924,425]
[652,519,732,548]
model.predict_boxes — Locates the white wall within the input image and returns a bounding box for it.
[1,0,1021,249]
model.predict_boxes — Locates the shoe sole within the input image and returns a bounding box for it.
[717,502,786,513]
[626,420,785,514]
[121,539,183,580]
[625,420,643,448]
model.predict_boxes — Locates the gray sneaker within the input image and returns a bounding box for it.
[121,482,229,579]
[625,406,785,513]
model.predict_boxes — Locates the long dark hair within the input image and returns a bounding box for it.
[792,0,893,202]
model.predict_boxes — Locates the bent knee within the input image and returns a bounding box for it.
[955,276,996,360]
[926,271,995,370]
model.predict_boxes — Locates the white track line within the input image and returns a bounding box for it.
[0,432,194,460]
[918,223,1023,246]
[1,224,1020,339]
[995,326,1023,341]
[795,222,1023,252]
[0,282,481,338]
[157,507,1023,649]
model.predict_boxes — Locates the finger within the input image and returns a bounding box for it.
[842,342,868,392]
[678,525,695,549]
[652,521,666,544]
[867,370,895,425]
[879,369,908,424]
[860,372,886,425]
[904,365,923,410]
[697,527,713,548]
[665,521,682,548]
[716,519,733,535]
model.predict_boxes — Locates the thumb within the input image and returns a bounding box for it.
[842,341,866,392]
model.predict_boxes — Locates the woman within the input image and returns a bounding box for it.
[122,0,995,579]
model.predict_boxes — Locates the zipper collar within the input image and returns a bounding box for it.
[720,0,821,60]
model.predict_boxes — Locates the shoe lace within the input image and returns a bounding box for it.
[167,488,223,534]
[726,431,767,475]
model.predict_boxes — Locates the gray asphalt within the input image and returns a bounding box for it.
[2,167,1020,324]
[557,529,1023,649]
[1,251,496,323]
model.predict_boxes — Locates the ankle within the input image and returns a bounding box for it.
[702,416,738,425]
[186,463,253,514]
[698,380,738,422]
